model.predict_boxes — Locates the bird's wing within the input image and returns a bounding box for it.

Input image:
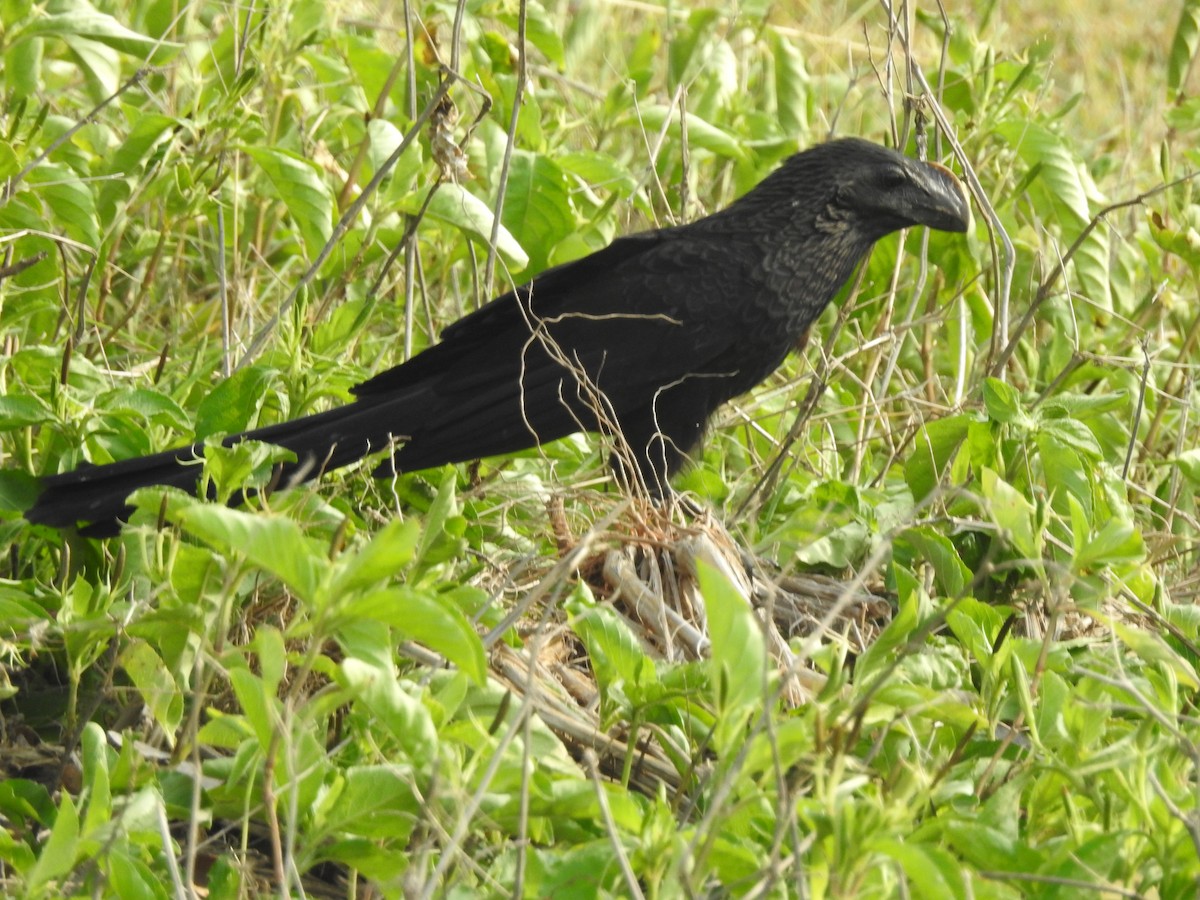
[351,229,755,403]
[346,228,774,474]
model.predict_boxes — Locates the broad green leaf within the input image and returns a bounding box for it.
[243,146,335,258]
[896,526,972,598]
[79,723,111,837]
[557,151,638,196]
[199,439,295,505]
[329,517,422,594]
[667,9,721,90]
[996,121,1090,220]
[1074,517,1144,569]
[27,792,79,891]
[107,849,168,900]
[101,388,190,432]
[854,571,919,684]
[905,413,973,500]
[174,504,326,602]
[946,597,1009,665]
[569,599,655,693]
[995,120,1112,315]
[21,6,180,57]
[1041,391,1123,420]
[869,839,964,900]
[4,32,42,97]
[1039,417,1103,459]
[697,558,767,754]
[1113,621,1200,690]
[120,641,183,736]
[633,105,748,161]
[229,666,276,747]
[1170,447,1200,486]
[195,365,276,438]
[315,765,420,840]
[62,34,119,96]
[28,163,100,247]
[414,468,462,569]
[1036,431,1090,516]
[497,0,564,68]
[981,467,1040,562]
[499,151,575,274]
[1169,0,1200,98]
[982,377,1027,426]
[772,29,809,134]
[413,182,529,272]
[341,657,438,761]
[255,626,287,696]
[0,394,52,428]
[341,586,486,685]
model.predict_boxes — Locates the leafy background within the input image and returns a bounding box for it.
[3,0,1200,896]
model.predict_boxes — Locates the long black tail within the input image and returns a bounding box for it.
[25,400,410,536]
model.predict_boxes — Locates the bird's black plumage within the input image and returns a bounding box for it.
[25,138,970,535]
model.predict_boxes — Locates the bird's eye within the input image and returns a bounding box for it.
[879,167,909,189]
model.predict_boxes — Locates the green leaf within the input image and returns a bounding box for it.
[896,526,972,598]
[4,32,43,97]
[1036,431,1090,516]
[0,394,53,428]
[79,722,111,836]
[854,568,919,683]
[1074,517,1144,569]
[499,151,575,274]
[229,666,276,747]
[329,517,422,594]
[28,163,100,247]
[697,558,767,754]
[107,848,169,900]
[243,146,335,258]
[413,182,529,272]
[497,0,564,68]
[1039,391,1127,419]
[1169,447,1200,486]
[255,625,287,696]
[340,587,487,685]
[994,120,1112,315]
[771,29,809,134]
[569,597,656,693]
[1113,622,1200,690]
[120,640,183,735]
[905,414,973,500]
[341,658,438,761]
[1039,417,1103,459]
[28,792,79,891]
[173,504,325,603]
[22,5,180,57]
[1169,0,1200,98]
[315,765,420,840]
[101,388,191,431]
[633,105,748,161]
[62,34,119,96]
[414,468,462,569]
[194,365,276,438]
[981,468,1040,563]
[982,377,1027,426]
[870,839,964,900]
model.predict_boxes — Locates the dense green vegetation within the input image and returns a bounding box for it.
[3,0,1200,895]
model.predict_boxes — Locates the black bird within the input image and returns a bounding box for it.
[26,138,970,535]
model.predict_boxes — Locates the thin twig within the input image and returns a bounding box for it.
[235,71,459,368]
[484,0,528,298]
[991,174,1197,377]
[2,69,149,203]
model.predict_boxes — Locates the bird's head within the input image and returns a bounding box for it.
[819,138,972,239]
